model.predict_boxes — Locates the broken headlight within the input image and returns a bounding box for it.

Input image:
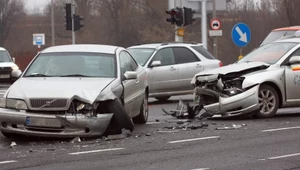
[1,98,28,110]
[223,77,245,89]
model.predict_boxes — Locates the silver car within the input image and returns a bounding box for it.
[0,44,149,138]
[127,42,222,101]
[191,37,300,118]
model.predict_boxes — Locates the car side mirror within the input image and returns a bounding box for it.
[150,60,161,67]
[124,71,137,80]
[288,56,300,65]
[11,69,22,78]
[12,57,15,63]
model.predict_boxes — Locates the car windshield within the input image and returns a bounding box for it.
[23,52,116,78]
[238,42,297,64]
[127,48,155,66]
[261,30,296,46]
[0,51,12,62]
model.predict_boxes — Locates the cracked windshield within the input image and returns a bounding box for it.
[0,0,300,170]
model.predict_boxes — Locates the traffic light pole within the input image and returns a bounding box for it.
[71,0,75,44]
[212,0,217,57]
[175,0,183,42]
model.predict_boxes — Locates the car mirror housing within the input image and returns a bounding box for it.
[12,69,22,78]
[289,56,300,65]
[150,60,161,67]
[124,71,137,80]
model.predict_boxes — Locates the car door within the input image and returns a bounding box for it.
[124,51,145,116]
[284,47,300,104]
[119,51,140,117]
[146,47,179,94]
[173,47,203,91]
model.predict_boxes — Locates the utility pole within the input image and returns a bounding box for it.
[51,0,55,46]
[72,0,75,44]
[201,0,207,49]
[212,0,217,57]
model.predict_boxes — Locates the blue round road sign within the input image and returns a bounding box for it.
[231,23,251,47]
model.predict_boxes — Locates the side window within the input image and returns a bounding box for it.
[125,52,138,70]
[173,47,200,64]
[291,47,300,57]
[151,48,175,66]
[119,51,135,75]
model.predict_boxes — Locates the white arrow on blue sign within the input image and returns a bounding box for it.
[231,23,251,47]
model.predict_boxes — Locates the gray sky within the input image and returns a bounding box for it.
[25,0,49,13]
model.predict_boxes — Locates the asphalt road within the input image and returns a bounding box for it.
[0,86,300,170]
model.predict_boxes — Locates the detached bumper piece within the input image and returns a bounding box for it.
[0,108,113,138]
[199,85,260,118]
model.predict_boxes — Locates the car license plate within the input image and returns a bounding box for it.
[0,74,10,78]
[25,117,61,128]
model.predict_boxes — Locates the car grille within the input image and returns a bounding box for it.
[0,67,12,74]
[30,99,68,109]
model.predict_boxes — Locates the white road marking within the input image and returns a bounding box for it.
[68,148,125,155]
[0,160,17,164]
[191,168,210,170]
[168,136,220,144]
[259,153,300,160]
[261,126,300,132]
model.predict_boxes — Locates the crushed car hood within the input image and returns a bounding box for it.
[191,62,270,83]
[6,77,116,104]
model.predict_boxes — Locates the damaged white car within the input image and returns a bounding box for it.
[191,38,300,118]
[0,44,149,138]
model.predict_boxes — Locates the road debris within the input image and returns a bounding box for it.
[46,148,56,151]
[215,124,247,130]
[145,133,151,136]
[70,137,81,143]
[162,98,201,119]
[105,128,132,141]
[10,141,17,148]
[157,130,180,133]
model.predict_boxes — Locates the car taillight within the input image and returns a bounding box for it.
[219,62,223,67]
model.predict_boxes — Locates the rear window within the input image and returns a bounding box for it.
[191,46,216,60]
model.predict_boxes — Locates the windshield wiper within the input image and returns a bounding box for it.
[25,74,52,77]
[60,74,91,77]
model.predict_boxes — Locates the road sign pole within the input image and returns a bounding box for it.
[71,0,75,44]
[201,0,207,49]
[212,0,217,57]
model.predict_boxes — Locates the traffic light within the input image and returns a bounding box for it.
[174,7,183,26]
[65,3,72,30]
[183,7,196,26]
[74,14,84,31]
[166,7,183,26]
[166,9,176,24]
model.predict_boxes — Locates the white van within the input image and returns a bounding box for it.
[0,47,22,84]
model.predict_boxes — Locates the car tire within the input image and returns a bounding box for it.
[155,96,171,101]
[132,92,148,124]
[254,84,279,118]
[103,98,134,136]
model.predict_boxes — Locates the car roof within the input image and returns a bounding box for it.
[273,26,300,31]
[0,47,7,51]
[274,37,300,43]
[128,42,203,49]
[41,44,122,54]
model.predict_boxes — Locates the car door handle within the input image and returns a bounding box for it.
[196,64,202,68]
[170,67,176,71]
[136,80,139,84]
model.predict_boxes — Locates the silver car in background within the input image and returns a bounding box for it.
[191,37,300,118]
[128,42,222,101]
[0,44,148,138]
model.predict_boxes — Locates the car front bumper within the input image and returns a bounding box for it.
[199,85,260,117]
[0,108,113,138]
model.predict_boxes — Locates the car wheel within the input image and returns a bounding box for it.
[255,84,279,118]
[103,98,134,135]
[155,96,171,101]
[132,92,148,124]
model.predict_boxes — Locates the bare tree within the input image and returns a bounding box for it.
[0,0,25,46]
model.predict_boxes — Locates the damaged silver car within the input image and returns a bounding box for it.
[0,44,149,138]
[191,38,300,118]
